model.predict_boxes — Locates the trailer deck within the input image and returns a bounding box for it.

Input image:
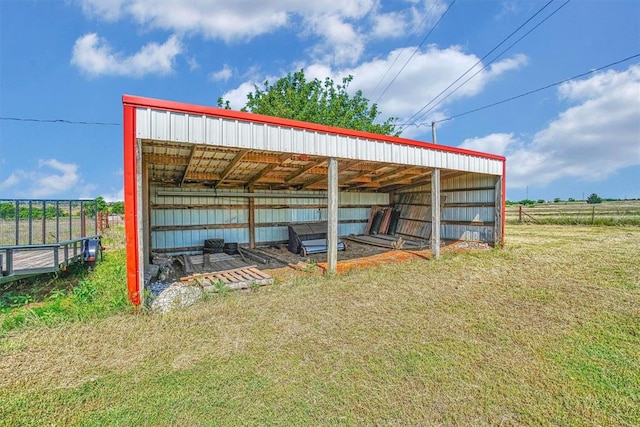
[0,199,101,284]
[0,237,99,284]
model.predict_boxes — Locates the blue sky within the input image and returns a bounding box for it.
[1,0,639,202]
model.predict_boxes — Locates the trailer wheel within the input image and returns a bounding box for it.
[301,247,307,257]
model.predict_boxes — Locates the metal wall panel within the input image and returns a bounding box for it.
[396,173,498,243]
[442,225,494,242]
[149,186,378,252]
[136,108,503,175]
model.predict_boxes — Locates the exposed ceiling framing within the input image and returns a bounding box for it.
[142,139,448,192]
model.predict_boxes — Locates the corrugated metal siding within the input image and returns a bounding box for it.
[150,186,387,253]
[136,108,503,175]
[396,173,498,243]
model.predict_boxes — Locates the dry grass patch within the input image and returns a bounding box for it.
[1,224,638,425]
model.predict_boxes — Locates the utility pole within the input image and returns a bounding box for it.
[431,121,437,144]
[431,121,440,258]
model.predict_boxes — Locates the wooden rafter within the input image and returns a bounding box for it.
[143,153,189,165]
[180,146,199,187]
[370,167,426,188]
[300,174,328,189]
[285,158,327,183]
[344,164,390,188]
[243,153,283,164]
[246,153,292,187]
[184,172,222,181]
[379,170,433,192]
[216,149,249,187]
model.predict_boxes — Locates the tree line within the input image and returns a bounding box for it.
[0,198,124,220]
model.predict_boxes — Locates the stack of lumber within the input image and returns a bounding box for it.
[343,234,428,250]
[178,253,248,274]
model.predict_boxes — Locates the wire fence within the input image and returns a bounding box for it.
[0,199,99,246]
[505,201,640,225]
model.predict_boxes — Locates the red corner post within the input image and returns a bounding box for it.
[501,160,506,247]
[123,102,141,306]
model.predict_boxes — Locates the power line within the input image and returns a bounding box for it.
[369,1,441,101]
[431,53,640,123]
[0,117,121,126]
[416,0,572,124]
[374,0,457,105]
[399,0,557,133]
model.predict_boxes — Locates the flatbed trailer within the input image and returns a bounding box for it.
[0,198,103,284]
[0,236,101,284]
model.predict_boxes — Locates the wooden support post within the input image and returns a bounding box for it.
[327,157,338,273]
[248,185,256,249]
[431,168,441,258]
[519,205,523,223]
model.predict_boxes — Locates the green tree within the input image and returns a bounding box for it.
[219,70,399,136]
[0,202,15,219]
[84,197,108,218]
[109,201,125,215]
[586,193,602,204]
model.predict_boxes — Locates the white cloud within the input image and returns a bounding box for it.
[0,160,83,198]
[78,0,127,21]
[32,159,81,198]
[305,13,365,65]
[187,56,200,71]
[210,64,233,82]
[219,45,527,133]
[344,45,527,120]
[459,133,518,156]
[103,188,124,202]
[75,0,448,67]
[370,11,407,39]
[221,81,257,110]
[466,65,640,189]
[487,53,528,76]
[0,170,28,190]
[71,33,182,77]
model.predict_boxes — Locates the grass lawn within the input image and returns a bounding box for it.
[1,224,638,425]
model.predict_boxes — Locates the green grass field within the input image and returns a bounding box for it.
[1,224,638,425]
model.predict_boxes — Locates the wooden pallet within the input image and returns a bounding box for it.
[181,265,273,291]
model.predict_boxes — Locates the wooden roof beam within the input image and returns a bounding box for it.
[379,170,433,193]
[285,158,328,183]
[143,153,189,165]
[183,172,222,181]
[180,146,199,187]
[215,149,249,187]
[246,153,293,187]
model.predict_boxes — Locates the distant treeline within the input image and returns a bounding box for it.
[506,195,640,206]
[0,199,124,220]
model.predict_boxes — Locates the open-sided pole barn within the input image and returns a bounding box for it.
[123,95,506,306]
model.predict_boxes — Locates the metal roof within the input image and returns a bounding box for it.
[125,95,505,193]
